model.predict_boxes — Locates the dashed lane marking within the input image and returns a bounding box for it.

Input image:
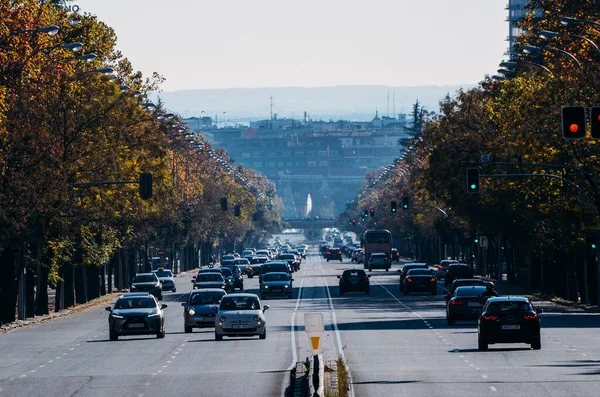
[482,375,488,379]
[490,386,497,392]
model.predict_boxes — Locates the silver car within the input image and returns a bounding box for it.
[260,272,293,299]
[153,268,176,292]
[215,293,269,340]
[182,288,227,332]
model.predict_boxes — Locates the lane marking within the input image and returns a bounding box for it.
[490,386,497,392]
[482,375,488,379]
[20,375,26,378]
[39,365,45,368]
[286,278,305,371]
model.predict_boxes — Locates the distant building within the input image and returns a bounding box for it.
[506,0,529,59]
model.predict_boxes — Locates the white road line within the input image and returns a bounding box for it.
[30,370,36,373]
[162,365,168,368]
[47,361,53,363]
[490,386,497,392]
[20,375,26,378]
[482,375,488,379]
[286,278,305,371]
[171,356,176,359]
[469,364,475,367]
[39,365,45,368]
[167,361,171,363]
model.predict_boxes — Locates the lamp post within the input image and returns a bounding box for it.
[539,30,600,60]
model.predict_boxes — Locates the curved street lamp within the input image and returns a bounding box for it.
[539,29,600,59]
[560,16,600,29]
[522,44,582,71]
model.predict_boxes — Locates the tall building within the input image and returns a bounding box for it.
[506,0,529,59]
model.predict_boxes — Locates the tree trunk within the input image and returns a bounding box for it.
[35,256,49,316]
[63,262,75,308]
[0,248,18,325]
[25,268,35,318]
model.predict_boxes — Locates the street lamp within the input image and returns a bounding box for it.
[539,30,600,59]
[522,44,582,71]
[560,16,600,29]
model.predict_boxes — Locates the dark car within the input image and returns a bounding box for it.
[278,253,300,271]
[193,273,226,290]
[478,296,542,350]
[248,256,269,278]
[338,269,370,295]
[444,264,475,287]
[398,263,429,292]
[445,278,491,302]
[106,292,167,340]
[220,267,236,292]
[259,261,292,287]
[130,273,163,300]
[221,264,244,290]
[182,288,227,332]
[153,268,176,292]
[446,285,488,325]
[391,248,400,262]
[260,272,293,299]
[326,247,343,262]
[402,268,437,295]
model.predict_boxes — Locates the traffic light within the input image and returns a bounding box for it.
[234,205,241,217]
[352,219,357,225]
[591,107,600,139]
[363,209,368,218]
[561,106,586,139]
[139,173,152,200]
[466,168,480,193]
[402,197,409,209]
[220,197,228,211]
[391,201,397,213]
[474,237,479,244]
[369,208,375,217]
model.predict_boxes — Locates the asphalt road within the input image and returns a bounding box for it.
[2,241,600,397]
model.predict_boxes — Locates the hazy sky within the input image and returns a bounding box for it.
[76,0,508,92]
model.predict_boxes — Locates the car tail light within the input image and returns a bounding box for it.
[327,251,331,255]
[430,278,436,283]
[364,277,369,282]
[483,315,498,321]
[523,314,538,320]
[450,300,465,305]
[439,266,444,270]
[406,278,413,283]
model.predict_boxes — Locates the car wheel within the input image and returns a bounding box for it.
[109,329,118,341]
[157,328,165,338]
[248,274,254,279]
[339,259,342,262]
[215,332,223,341]
[327,259,330,262]
[447,315,455,326]
[531,338,541,350]
[478,338,488,351]
[365,288,370,295]
[259,329,267,340]
[385,268,389,272]
[368,268,372,272]
[184,325,192,333]
[158,294,163,301]
[431,289,437,296]
[403,290,410,296]
[172,289,177,293]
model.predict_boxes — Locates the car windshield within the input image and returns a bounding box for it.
[486,301,533,314]
[280,254,294,259]
[407,269,432,276]
[197,274,224,282]
[455,286,487,297]
[154,270,172,277]
[264,273,290,282]
[220,296,260,311]
[133,275,156,283]
[220,268,232,277]
[365,231,390,244]
[114,298,156,309]
[234,259,249,265]
[343,270,365,278]
[189,291,226,305]
[250,257,267,264]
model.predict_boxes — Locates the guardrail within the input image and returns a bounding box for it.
[307,354,324,397]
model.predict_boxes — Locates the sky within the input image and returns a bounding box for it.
[75,0,509,93]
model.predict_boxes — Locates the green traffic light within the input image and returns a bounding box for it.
[474,239,479,243]
[470,184,477,190]
[592,244,597,249]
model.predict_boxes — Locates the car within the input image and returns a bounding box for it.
[444,264,475,287]
[436,259,459,279]
[192,272,227,290]
[182,288,227,332]
[278,253,300,271]
[445,278,491,302]
[153,268,176,292]
[220,267,236,292]
[221,258,235,268]
[106,292,167,340]
[338,269,370,295]
[367,252,390,271]
[446,285,488,325]
[255,249,272,259]
[259,261,292,287]
[248,256,269,278]
[130,273,163,300]
[241,249,255,260]
[402,268,437,295]
[326,247,343,262]
[214,293,269,340]
[233,258,251,276]
[398,263,430,291]
[221,264,244,290]
[391,248,400,262]
[478,296,542,350]
[260,272,293,299]
[221,254,236,262]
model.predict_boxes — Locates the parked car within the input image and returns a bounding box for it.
[398,263,430,292]
[402,268,437,295]
[436,259,459,279]
[444,264,475,287]
[260,272,293,299]
[106,292,167,340]
[326,247,342,262]
[152,268,176,293]
[446,285,488,325]
[215,293,269,340]
[478,296,542,350]
[130,273,163,300]
[338,269,370,295]
[182,288,226,333]
[367,252,390,271]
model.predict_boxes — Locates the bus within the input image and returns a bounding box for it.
[362,229,392,270]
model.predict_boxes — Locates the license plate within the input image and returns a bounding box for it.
[232,324,247,329]
[201,317,212,322]
[501,325,520,330]
[128,323,144,328]
[467,302,482,307]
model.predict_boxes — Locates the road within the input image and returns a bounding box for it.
[2,241,600,397]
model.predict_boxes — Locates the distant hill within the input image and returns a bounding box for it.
[155,85,476,122]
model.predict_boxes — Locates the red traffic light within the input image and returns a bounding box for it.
[570,124,579,133]
[561,106,586,139]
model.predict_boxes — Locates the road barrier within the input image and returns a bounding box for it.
[307,354,324,397]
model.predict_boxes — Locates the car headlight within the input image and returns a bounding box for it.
[188,309,196,316]
[220,285,226,289]
[285,284,289,288]
[254,315,261,321]
[264,285,269,289]
[194,285,199,289]
[148,312,160,318]
[111,314,123,319]
[219,317,226,322]
[131,285,137,290]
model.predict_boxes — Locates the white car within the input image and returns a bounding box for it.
[215,293,269,340]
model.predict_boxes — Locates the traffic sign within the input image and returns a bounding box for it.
[479,236,488,248]
[304,312,324,354]
[157,249,165,256]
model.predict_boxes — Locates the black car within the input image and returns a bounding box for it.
[220,267,236,292]
[444,264,475,287]
[446,285,488,325]
[106,293,167,340]
[259,261,292,288]
[182,288,227,332]
[248,256,269,278]
[278,253,300,271]
[391,248,400,262]
[193,273,227,290]
[398,263,429,292]
[338,269,370,295]
[445,278,491,302]
[221,264,244,290]
[402,268,437,295]
[326,247,343,262]
[478,296,542,350]
[130,273,163,300]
